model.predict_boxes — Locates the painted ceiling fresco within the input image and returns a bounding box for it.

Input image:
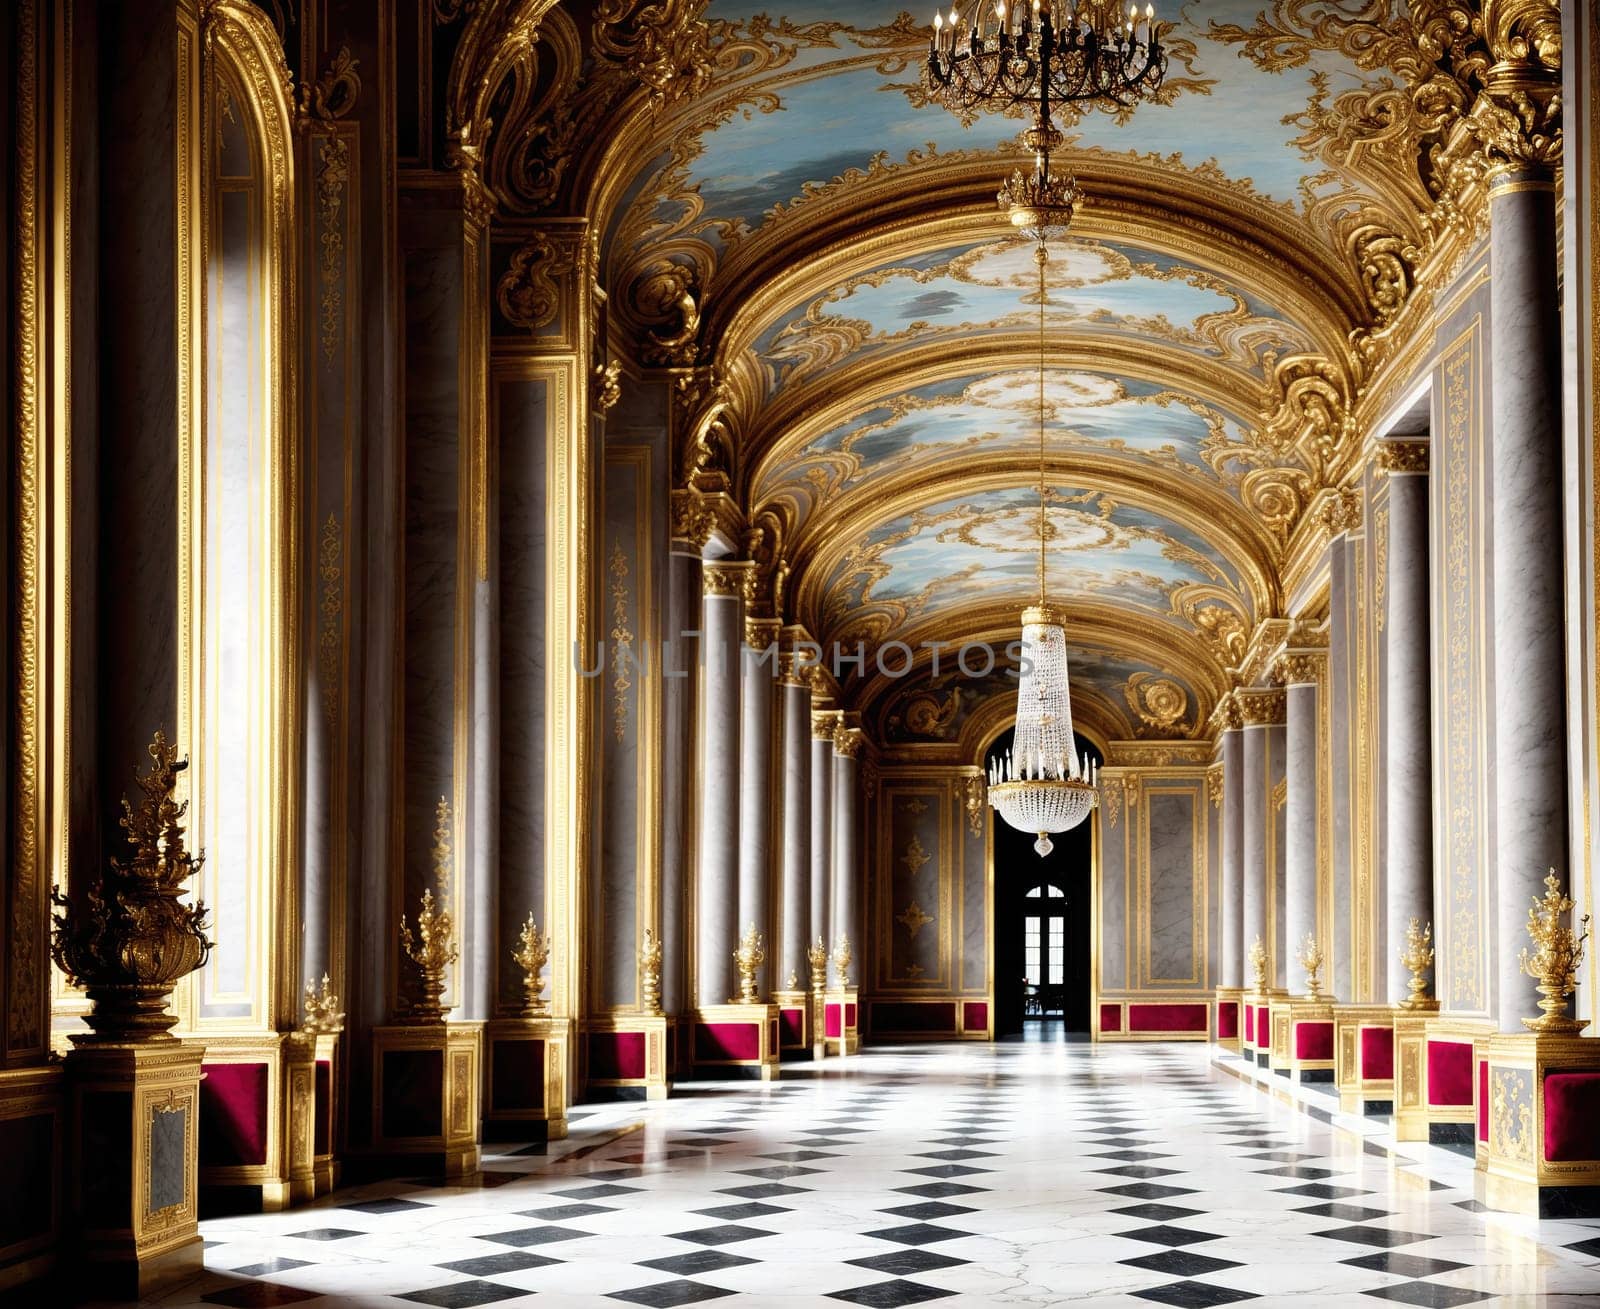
[600,0,1425,733]
[873,649,1203,745]
[820,485,1251,638]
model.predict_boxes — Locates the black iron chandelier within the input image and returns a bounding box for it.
[924,0,1166,236]
[926,0,1166,120]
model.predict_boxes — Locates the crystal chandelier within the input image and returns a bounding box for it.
[925,0,1166,121]
[985,230,1098,858]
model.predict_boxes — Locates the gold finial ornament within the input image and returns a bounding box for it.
[1297,934,1325,1002]
[808,937,828,995]
[400,888,458,1023]
[640,929,664,1015]
[1247,936,1268,993]
[1518,870,1591,1035]
[50,731,213,1042]
[513,912,552,1016]
[733,924,765,1004]
[1399,918,1438,1011]
[834,934,854,987]
[303,973,345,1034]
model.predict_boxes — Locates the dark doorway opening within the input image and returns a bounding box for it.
[989,728,1098,1037]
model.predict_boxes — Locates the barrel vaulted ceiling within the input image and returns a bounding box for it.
[584,0,1459,740]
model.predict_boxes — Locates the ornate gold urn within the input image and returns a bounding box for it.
[50,732,213,1042]
[1518,870,1590,1034]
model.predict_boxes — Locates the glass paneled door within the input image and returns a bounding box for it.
[1023,885,1066,1018]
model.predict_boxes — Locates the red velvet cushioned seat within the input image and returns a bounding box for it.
[1244,1005,1255,1043]
[1427,1040,1473,1106]
[1217,1001,1238,1039]
[200,1062,269,1167]
[1360,1026,1394,1080]
[1295,1021,1333,1060]
[1100,1004,1122,1033]
[590,1031,646,1080]
[695,1022,760,1061]
[1129,1003,1207,1032]
[1544,1072,1600,1162]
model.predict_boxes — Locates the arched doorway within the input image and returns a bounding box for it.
[987,726,1099,1036]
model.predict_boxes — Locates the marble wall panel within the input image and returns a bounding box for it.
[495,377,549,1014]
[884,786,947,988]
[961,797,988,994]
[1100,794,1129,992]
[1146,790,1199,985]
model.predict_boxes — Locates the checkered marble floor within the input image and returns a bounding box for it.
[107,1039,1600,1307]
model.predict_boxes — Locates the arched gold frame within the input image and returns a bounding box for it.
[179,0,302,1031]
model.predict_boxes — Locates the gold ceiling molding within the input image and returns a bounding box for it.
[951,685,1122,768]
[701,559,754,598]
[1104,741,1214,768]
[1273,648,1329,688]
[1235,617,1295,689]
[1123,673,1191,738]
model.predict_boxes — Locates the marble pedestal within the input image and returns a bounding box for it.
[484,1017,572,1137]
[1213,986,1244,1053]
[581,1015,670,1102]
[65,1041,205,1299]
[370,1023,482,1176]
[186,1031,316,1211]
[824,989,860,1056]
[1392,1011,1485,1144]
[692,1005,781,1080]
[772,989,816,1061]
[1477,1032,1600,1217]
[1268,997,1336,1082]
[1333,1004,1396,1114]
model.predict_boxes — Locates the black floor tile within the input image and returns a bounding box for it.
[516,1202,614,1220]
[1294,1202,1394,1222]
[282,1228,363,1241]
[554,1183,643,1199]
[846,1250,970,1276]
[1360,1285,1491,1307]
[1313,1225,1435,1248]
[343,1197,432,1214]
[1567,1235,1600,1258]
[827,1281,958,1307]
[437,1252,561,1276]
[1093,1164,1183,1178]
[718,1182,810,1199]
[1130,1280,1258,1307]
[638,1251,759,1276]
[735,1165,823,1180]
[692,1201,790,1220]
[1341,1254,1468,1278]
[396,1282,529,1308]
[1120,1250,1244,1277]
[863,1222,973,1246]
[484,1224,592,1248]
[1256,1166,1342,1179]
[1274,1183,1373,1200]
[880,1201,976,1220]
[1115,1223,1223,1247]
[1110,1203,1204,1222]
[1096,1182,1198,1200]
[227,1259,312,1277]
[665,1223,774,1246]
[894,1182,987,1199]
[607,1280,736,1307]
[900,1164,992,1178]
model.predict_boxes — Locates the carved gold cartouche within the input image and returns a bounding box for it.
[1518,870,1590,1034]
[50,731,213,1043]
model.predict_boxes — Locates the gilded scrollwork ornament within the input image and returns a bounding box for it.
[303,973,345,1034]
[298,45,361,124]
[498,232,570,332]
[50,732,213,1042]
[640,929,664,1014]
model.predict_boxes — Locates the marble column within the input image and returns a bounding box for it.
[831,720,863,984]
[1280,653,1325,996]
[778,655,813,989]
[1489,166,1569,1032]
[1219,722,1246,988]
[739,616,782,994]
[1238,689,1287,986]
[1380,442,1434,1005]
[696,560,750,1008]
[660,543,702,1016]
[810,708,839,955]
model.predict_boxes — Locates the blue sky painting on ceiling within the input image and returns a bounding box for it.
[635,0,1389,251]
[823,484,1249,632]
[752,236,1309,390]
[754,368,1250,511]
